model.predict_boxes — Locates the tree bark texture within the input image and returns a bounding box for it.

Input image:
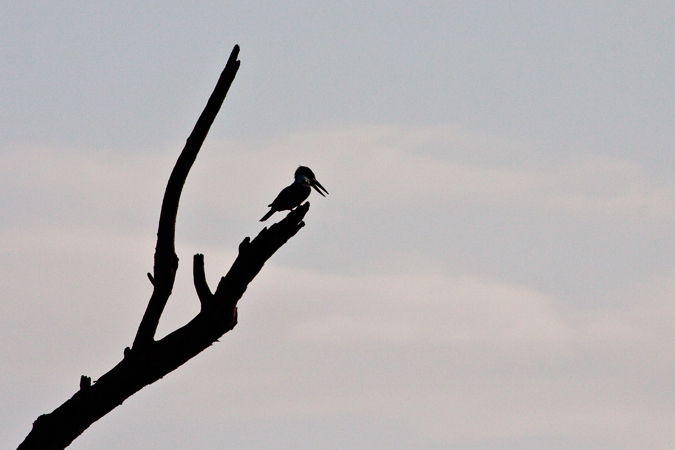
[18,45,310,450]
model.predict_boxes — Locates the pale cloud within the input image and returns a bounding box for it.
[128,263,675,448]
[3,125,675,449]
[201,125,675,220]
[255,263,668,354]
[285,270,570,346]
[4,126,674,235]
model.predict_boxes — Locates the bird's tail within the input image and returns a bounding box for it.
[260,209,275,222]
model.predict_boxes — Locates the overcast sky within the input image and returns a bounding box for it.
[2,2,675,449]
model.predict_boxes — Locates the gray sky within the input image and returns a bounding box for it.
[2,2,675,449]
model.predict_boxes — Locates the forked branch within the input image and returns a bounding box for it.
[18,45,310,450]
[133,45,241,350]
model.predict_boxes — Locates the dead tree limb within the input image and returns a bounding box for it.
[132,44,241,350]
[18,45,310,450]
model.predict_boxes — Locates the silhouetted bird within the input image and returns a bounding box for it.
[260,166,328,221]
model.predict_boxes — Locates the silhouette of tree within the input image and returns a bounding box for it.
[18,45,310,450]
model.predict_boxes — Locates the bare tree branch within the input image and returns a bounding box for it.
[18,45,311,450]
[133,45,240,350]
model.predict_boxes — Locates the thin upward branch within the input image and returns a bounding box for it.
[133,45,240,350]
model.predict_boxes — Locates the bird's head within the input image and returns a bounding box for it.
[295,166,329,197]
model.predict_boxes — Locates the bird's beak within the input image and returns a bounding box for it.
[311,179,329,197]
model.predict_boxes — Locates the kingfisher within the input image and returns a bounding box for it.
[260,166,328,221]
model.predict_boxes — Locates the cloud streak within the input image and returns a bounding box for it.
[3,125,675,449]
